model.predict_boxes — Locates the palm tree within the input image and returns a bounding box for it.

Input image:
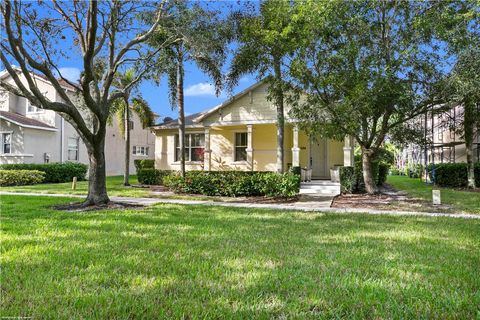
[228,0,297,173]
[111,69,155,186]
[150,2,229,177]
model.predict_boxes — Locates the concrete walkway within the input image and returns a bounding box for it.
[1,191,479,219]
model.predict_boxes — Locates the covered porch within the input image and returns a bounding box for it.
[201,123,354,179]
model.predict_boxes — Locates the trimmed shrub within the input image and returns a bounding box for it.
[134,159,155,172]
[390,167,401,175]
[137,168,172,185]
[163,171,300,198]
[339,166,355,194]
[377,163,390,186]
[407,164,424,179]
[0,162,87,183]
[289,166,301,176]
[0,170,45,186]
[342,155,389,194]
[427,162,480,188]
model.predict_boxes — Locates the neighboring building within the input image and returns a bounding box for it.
[151,82,354,179]
[397,104,480,171]
[0,70,155,175]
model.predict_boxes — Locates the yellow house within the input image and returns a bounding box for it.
[152,82,354,179]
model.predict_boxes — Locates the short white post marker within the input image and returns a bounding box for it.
[432,189,441,205]
[72,176,77,190]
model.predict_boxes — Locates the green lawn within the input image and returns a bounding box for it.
[387,175,480,214]
[1,195,479,318]
[0,175,151,198]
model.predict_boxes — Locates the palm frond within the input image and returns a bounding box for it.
[131,96,156,128]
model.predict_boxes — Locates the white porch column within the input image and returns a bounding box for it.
[292,125,300,167]
[343,135,354,166]
[246,124,253,170]
[204,127,211,171]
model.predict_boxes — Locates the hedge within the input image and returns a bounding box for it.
[134,159,155,172]
[137,168,172,185]
[339,166,355,194]
[0,162,87,183]
[163,171,300,198]
[340,157,389,194]
[0,170,45,186]
[427,162,480,188]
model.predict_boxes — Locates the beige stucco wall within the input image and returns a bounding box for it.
[154,123,345,174]
[202,83,293,126]
[0,72,156,174]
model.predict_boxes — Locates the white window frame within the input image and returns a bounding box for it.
[1,132,12,154]
[174,133,205,163]
[26,100,43,114]
[233,131,248,163]
[133,146,149,156]
[67,137,79,161]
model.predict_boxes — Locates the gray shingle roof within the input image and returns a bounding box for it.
[0,111,57,130]
[154,111,205,128]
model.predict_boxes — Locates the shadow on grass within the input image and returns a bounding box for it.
[1,195,479,318]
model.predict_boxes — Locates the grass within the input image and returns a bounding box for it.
[1,195,479,318]
[0,175,151,198]
[387,175,480,214]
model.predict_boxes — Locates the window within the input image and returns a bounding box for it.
[27,101,41,113]
[175,133,204,162]
[133,146,149,156]
[2,133,11,154]
[129,120,134,130]
[234,132,247,162]
[67,137,79,161]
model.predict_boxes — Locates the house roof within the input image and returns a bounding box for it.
[0,111,57,131]
[153,111,205,129]
[152,80,266,130]
[0,67,77,92]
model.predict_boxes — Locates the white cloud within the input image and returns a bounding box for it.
[58,67,81,82]
[184,82,216,97]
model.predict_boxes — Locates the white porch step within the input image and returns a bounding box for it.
[299,180,340,195]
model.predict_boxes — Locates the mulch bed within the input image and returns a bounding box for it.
[331,184,454,212]
[52,201,144,212]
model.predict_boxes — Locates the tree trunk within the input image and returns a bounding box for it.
[362,148,378,194]
[177,53,186,178]
[85,137,109,205]
[273,57,284,173]
[124,98,130,186]
[464,102,476,188]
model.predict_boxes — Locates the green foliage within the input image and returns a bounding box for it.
[407,164,424,179]
[390,168,402,176]
[137,169,172,185]
[163,171,300,198]
[377,163,390,186]
[0,162,87,183]
[289,166,301,175]
[134,159,155,172]
[339,166,355,194]
[342,154,389,194]
[427,163,480,188]
[0,170,45,186]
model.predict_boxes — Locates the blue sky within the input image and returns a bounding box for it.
[55,47,258,123]
[2,1,259,124]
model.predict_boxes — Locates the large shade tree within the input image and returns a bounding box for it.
[289,0,444,193]
[110,69,156,186]
[150,2,229,177]
[228,0,297,173]
[0,0,171,205]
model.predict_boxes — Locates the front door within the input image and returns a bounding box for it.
[311,139,328,178]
